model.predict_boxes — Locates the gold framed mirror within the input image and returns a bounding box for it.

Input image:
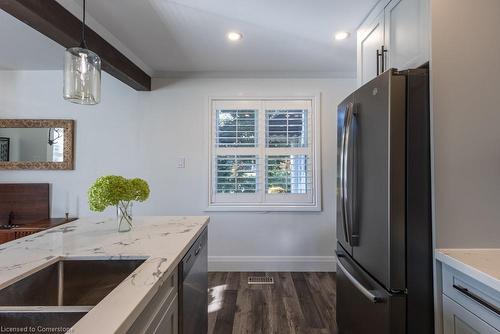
[0,119,74,170]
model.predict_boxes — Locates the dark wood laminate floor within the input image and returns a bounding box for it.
[208,272,337,334]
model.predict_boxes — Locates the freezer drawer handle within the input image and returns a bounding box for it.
[453,284,500,315]
[337,258,383,304]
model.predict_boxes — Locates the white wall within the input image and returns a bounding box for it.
[431,0,500,248]
[0,70,355,271]
[141,77,355,271]
[0,71,143,217]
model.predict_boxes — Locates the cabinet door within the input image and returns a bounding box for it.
[443,295,499,334]
[357,11,385,86]
[153,295,178,334]
[384,0,429,70]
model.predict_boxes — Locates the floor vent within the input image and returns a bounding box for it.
[248,276,274,285]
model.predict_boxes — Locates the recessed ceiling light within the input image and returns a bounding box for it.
[227,32,243,41]
[334,31,351,41]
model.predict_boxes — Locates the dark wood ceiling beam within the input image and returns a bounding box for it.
[0,0,151,91]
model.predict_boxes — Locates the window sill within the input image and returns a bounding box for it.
[205,204,322,212]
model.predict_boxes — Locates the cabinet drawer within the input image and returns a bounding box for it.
[443,264,500,330]
[127,270,178,334]
[443,295,499,334]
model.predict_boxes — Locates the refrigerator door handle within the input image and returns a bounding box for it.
[340,107,346,243]
[344,102,359,246]
[340,104,350,245]
[342,103,354,245]
[337,256,384,304]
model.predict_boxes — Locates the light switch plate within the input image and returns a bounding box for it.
[177,157,186,168]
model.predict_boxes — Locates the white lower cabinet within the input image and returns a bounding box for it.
[153,295,178,334]
[127,271,178,334]
[440,264,500,334]
[443,295,499,334]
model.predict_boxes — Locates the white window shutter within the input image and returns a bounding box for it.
[208,98,320,211]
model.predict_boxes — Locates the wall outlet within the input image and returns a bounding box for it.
[177,157,186,168]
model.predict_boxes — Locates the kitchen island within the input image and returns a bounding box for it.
[0,216,209,334]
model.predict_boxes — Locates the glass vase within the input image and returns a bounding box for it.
[116,201,133,232]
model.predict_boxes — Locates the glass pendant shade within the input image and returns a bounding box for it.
[63,47,101,105]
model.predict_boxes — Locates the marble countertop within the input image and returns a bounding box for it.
[0,215,209,334]
[436,249,500,292]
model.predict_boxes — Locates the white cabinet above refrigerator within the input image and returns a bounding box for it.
[357,0,429,86]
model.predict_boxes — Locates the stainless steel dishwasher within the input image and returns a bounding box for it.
[178,227,208,334]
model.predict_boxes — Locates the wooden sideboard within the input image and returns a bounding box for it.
[0,218,77,244]
[0,183,50,225]
[0,183,78,244]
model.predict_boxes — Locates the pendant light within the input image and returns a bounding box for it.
[63,0,101,105]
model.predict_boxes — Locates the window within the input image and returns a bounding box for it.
[208,98,320,211]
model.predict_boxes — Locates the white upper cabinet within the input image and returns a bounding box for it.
[357,12,385,86]
[385,0,429,70]
[357,0,429,86]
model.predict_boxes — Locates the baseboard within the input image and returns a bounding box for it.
[208,256,336,272]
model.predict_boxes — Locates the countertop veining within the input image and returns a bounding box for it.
[436,248,500,292]
[0,215,209,333]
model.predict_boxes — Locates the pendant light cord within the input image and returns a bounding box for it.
[80,0,87,48]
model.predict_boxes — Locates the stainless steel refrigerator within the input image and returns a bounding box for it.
[336,68,434,334]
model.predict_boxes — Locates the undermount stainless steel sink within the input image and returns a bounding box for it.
[0,259,145,333]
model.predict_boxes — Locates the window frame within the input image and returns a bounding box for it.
[207,96,321,211]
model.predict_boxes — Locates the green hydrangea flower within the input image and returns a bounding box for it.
[126,178,150,202]
[88,175,150,212]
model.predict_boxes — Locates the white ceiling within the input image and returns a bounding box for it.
[0,0,378,77]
